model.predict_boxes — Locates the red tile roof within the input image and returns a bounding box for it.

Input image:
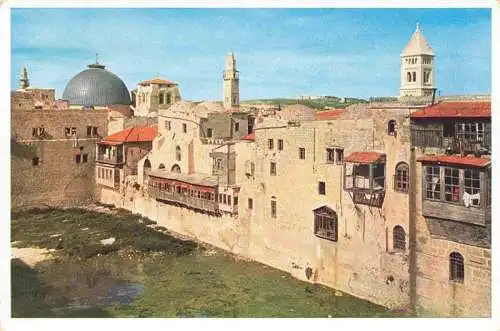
[242,132,255,141]
[344,151,386,164]
[102,126,157,144]
[411,101,491,119]
[417,155,490,167]
[315,109,344,121]
[138,78,177,86]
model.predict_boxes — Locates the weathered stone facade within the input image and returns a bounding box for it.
[11,108,108,208]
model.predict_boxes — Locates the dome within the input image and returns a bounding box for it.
[62,63,131,106]
[280,104,315,122]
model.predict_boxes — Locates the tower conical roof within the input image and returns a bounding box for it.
[401,23,434,57]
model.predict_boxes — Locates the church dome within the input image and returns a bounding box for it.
[62,62,131,106]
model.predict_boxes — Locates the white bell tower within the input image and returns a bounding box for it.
[400,23,435,98]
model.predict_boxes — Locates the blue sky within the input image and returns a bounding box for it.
[11,8,491,100]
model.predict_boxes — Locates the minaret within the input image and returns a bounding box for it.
[223,52,239,109]
[400,23,435,98]
[19,66,30,90]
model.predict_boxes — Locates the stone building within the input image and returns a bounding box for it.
[11,61,134,208]
[133,77,182,117]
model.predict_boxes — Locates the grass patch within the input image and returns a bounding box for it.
[12,207,403,318]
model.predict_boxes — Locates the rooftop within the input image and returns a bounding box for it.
[138,78,178,86]
[401,23,434,57]
[416,155,490,168]
[315,109,344,121]
[344,151,386,164]
[101,125,157,144]
[411,101,491,119]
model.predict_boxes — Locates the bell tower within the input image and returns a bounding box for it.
[400,23,435,98]
[19,66,30,90]
[223,52,239,109]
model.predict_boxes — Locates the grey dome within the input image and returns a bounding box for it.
[62,63,131,106]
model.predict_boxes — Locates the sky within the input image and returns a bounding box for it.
[10,8,491,101]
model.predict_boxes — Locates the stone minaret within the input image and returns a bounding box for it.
[400,23,435,98]
[19,66,30,90]
[223,52,239,109]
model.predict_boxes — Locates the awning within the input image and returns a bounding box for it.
[344,152,386,164]
[148,170,218,187]
[417,155,490,168]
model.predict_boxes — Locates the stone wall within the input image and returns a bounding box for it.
[11,109,108,208]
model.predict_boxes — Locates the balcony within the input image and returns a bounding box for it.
[148,187,218,213]
[96,154,124,165]
[411,127,491,153]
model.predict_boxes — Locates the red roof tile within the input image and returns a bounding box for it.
[138,78,177,86]
[102,126,157,144]
[315,109,344,121]
[344,151,386,164]
[411,101,491,119]
[417,155,490,167]
[242,132,255,141]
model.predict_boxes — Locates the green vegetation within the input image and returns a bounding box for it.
[11,208,403,318]
[241,98,367,110]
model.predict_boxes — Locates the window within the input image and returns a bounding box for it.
[32,157,39,166]
[443,122,454,137]
[82,154,88,163]
[449,252,464,282]
[32,127,45,137]
[412,72,416,82]
[318,181,326,195]
[270,162,276,176]
[182,123,187,133]
[223,194,227,204]
[271,200,277,218]
[425,166,441,200]
[393,226,406,250]
[87,126,92,136]
[424,70,431,83]
[219,194,222,203]
[388,120,396,136]
[456,122,485,142]
[215,158,223,170]
[92,127,98,136]
[464,169,480,207]
[166,93,172,104]
[75,154,81,163]
[299,148,306,160]
[248,198,253,210]
[159,93,164,104]
[335,149,344,164]
[327,148,335,163]
[444,167,460,203]
[235,122,239,132]
[313,206,338,242]
[394,162,409,193]
[233,196,238,206]
[165,121,171,130]
[159,163,166,170]
[407,72,412,83]
[268,139,274,150]
[176,146,181,161]
[207,128,213,138]
[278,139,284,151]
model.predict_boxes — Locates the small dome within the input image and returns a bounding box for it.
[281,104,315,122]
[62,62,131,106]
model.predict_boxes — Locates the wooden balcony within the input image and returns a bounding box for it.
[148,187,219,213]
[411,128,491,153]
[96,154,123,165]
[422,199,487,226]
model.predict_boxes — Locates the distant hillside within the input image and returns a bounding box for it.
[240,98,367,110]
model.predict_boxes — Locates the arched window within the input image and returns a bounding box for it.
[450,252,464,282]
[175,146,181,161]
[158,163,165,170]
[171,164,181,173]
[388,120,396,136]
[394,162,409,193]
[143,159,151,176]
[393,226,406,250]
[313,206,338,242]
[412,72,416,82]
[407,72,412,82]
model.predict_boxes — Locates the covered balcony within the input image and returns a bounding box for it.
[96,142,124,165]
[343,152,386,207]
[148,170,219,214]
[418,155,491,226]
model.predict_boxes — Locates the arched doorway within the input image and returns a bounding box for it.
[171,164,181,173]
[143,159,151,175]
